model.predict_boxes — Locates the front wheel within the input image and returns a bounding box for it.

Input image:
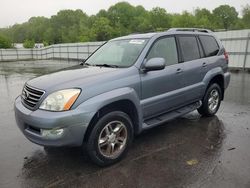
[86,111,133,166]
[198,83,222,117]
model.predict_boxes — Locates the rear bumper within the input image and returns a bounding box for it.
[14,96,95,147]
[224,72,231,89]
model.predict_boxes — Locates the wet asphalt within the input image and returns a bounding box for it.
[0,61,250,188]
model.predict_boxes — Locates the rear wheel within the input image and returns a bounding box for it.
[198,83,222,117]
[86,111,133,166]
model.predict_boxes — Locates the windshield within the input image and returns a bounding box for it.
[85,39,148,68]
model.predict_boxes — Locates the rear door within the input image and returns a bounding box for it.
[140,36,186,118]
[176,35,206,102]
[198,35,221,71]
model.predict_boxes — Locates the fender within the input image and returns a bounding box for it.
[76,87,143,132]
[202,66,224,95]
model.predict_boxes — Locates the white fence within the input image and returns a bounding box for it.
[216,29,250,69]
[0,30,250,69]
[0,42,105,62]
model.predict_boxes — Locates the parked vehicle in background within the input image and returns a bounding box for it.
[15,28,230,166]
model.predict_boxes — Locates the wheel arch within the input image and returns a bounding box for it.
[83,99,140,143]
[203,67,225,100]
[78,87,143,143]
[208,74,224,100]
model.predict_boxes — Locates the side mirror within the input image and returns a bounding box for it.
[143,58,166,72]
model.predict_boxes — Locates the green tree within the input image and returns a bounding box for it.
[149,7,171,30]
[194,8,214,29]
[213,5,238,30]
[172,12,196,28]
[242,4,250,28]
[43,41,49,47]
[0,2,249,44]
[23,39,35,48]
[26,17,49,42]
[90,17,113,41]
[49,9,89,43]
[0,35,12,48]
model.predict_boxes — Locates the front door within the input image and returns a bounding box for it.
[140,36,185,119]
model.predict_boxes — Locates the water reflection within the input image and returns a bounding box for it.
[224,71,250,105]
[20,114,224,188]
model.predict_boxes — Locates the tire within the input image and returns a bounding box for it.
[86,111,133,166]
[198,83,222,117]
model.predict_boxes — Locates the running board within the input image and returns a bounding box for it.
[142,101,201,130]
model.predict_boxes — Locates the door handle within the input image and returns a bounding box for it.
[202,62,207,67]
[176,68,183,74]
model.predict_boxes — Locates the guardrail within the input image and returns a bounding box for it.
[0,30,250,69]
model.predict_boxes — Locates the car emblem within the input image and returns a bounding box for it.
[24,90,29,99]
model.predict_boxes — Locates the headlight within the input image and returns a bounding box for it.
[39,89,81,111]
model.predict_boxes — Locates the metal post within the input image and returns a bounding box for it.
[52,45,54,59]
[58,45,62,62]
[67,45,69,63]
[77,44,79,62]
[87,44,90,57]
[16,49,19,61]
[0,49,2,61]
[243,33,250,70]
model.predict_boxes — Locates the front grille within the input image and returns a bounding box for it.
[21,84,45,109]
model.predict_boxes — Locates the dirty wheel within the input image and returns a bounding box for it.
[86,111,133,166]
[198,83,222,117]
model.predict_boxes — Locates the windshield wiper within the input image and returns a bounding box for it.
[94,64,119,68]
[79,60,91,66]
[83,62,92,66]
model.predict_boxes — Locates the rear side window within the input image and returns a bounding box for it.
[199,35,219,57]
[147,37,178,66]
[178,36,200,62]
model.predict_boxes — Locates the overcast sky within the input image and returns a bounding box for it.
[0,0,249,28]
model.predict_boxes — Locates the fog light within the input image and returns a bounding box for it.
[41,128,64,138]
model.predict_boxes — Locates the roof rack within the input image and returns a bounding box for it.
[168,28,212,33]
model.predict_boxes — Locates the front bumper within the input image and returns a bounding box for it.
[14,96,95,147]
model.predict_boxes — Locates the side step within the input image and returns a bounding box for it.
[142,101,201,130]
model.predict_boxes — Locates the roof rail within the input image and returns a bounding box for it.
[168,28,212,33]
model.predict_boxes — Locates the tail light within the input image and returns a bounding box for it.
[224,50,229,63]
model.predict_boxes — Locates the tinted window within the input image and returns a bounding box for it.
[199,35,219,57]
[179,36,200,62]
[147,37,178,66]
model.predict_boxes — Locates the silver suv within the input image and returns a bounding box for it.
[15,28,230,166]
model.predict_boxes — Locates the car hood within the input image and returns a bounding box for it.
[27,65,119,91]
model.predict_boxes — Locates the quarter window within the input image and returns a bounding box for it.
[147,37,178,66]
[199,35,219,57]
[179,36,200,62]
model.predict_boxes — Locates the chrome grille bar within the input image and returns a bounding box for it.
[21,84,45,109]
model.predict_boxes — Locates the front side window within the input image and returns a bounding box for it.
[85,39,148,67]
[179,36,200,62]
[147,37,178,66]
